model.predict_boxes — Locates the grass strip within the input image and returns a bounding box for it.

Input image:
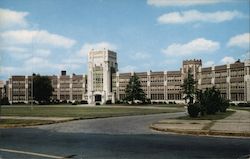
[177,110,235,120]
[1,106,183,118]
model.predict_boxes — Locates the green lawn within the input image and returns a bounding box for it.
[178,110,235,120]
[0,106,183,118]
[102,103,185,108]
[143,104,185,107]
[0,119,56,127]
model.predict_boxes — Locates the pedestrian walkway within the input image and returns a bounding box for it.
[150,110,250,137]
[211,110,250,133]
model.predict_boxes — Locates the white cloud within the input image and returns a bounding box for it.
[162,38,220,56]
[0,29,76,48]
[10,52,31,60]
[165,59,177,65]
[220,56,235,64]
[158,10,243,24]
[0,65,32,77]
[0,47,51,59]
[0,8,29,29]
[23,57,62,72]
[24,57,50,67]
[62,58,85,65]
[147,0,229,7]
[241,51,250,60]
[0,46,28,53]
[119,65,137,73]
[204,61,215,67]
[227,33,250,48]
[131,52,151,60]
[77,41,117,57]
[34,49,51,58]
[0,66,16,74]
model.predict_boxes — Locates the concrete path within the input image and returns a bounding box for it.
[151,110,250,137]
[211,110,250,133]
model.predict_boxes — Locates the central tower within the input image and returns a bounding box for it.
[87,49,118,104]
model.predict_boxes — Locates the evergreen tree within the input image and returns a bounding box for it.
[125,74,146,104]
[33,74,53,104]
[182,70,196,104]
[196,87,230,115]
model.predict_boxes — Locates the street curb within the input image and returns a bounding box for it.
[150,124,250,137]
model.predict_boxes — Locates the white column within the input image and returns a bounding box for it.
[245,59,250,102]
[147,71,151,99]
[164,71,167,100]
[211,66,215,86]
[69,75,73,101]
[8,79,12,104]
[25,76,28,103]
[227,64,231,100]
[82,75,85,100]
[116,72,120,100]
[57,76,60,100]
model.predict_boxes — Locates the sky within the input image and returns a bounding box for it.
[0,0,249,80]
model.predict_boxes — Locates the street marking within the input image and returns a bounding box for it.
[0,148,64,159]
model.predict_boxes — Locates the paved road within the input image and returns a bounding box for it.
[0,112,250,159]
[37,112,185,134]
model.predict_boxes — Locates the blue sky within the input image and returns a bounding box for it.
[0,0,249,80]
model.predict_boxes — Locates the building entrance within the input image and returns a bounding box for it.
[95,94,102,102]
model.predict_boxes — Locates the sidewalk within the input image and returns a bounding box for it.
[150,110,250,137]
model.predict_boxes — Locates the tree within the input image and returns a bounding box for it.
[182,70,196,104]
[196,87,229,115]
[125,74,146,104]
[33,74,53,104]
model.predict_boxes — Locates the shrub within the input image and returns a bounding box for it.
[60,100,67,104]
[80,100,88,104]
[169,101,173,104]
[0,97,10,105]
[95,103,100,105]
[219,99,229,112]
[51,99,60,104]
[230,103,236,106]
[188,103,201,118]
[142,98,151,104]
[106,100,112,104]
[115,100,121,104]
[12,102,26,105]
[238,103,250,107]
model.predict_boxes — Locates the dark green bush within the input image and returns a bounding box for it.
[188,103,201,118]
[115,100,121,104]
[238,103,250,107]
[219,99,229,112]
[106,100,112,104]
[230,103,235,106]
[80,100,88,104]
[0,97,10,105]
